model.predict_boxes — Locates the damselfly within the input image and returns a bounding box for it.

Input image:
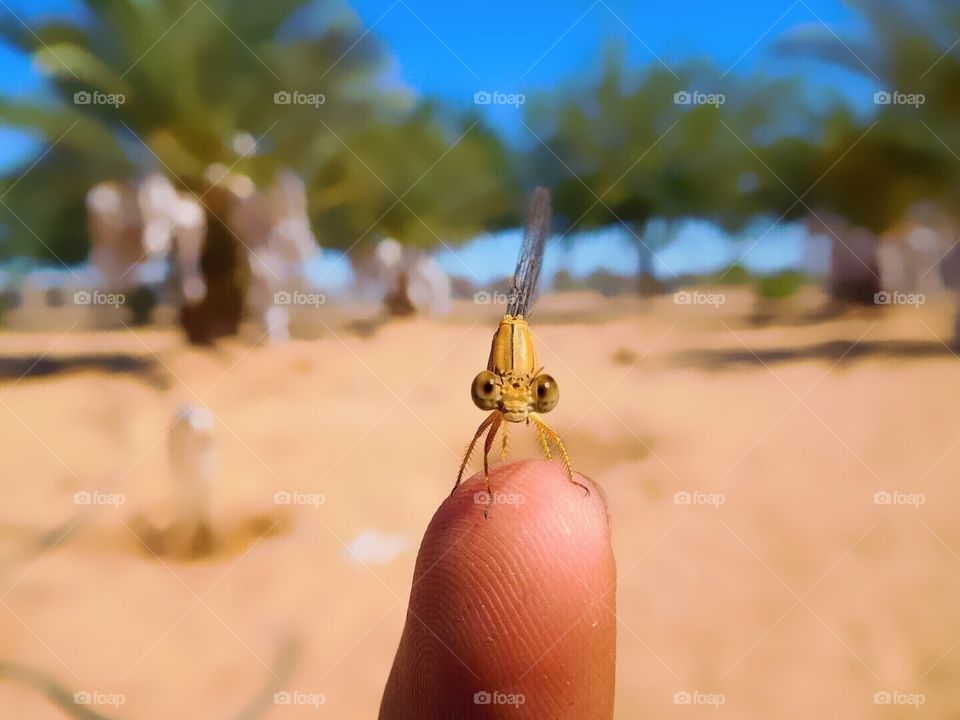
[453,187,589,515]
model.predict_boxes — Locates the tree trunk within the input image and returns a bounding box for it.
[179,186,249,344]
[954,293,960,349]
[829,233,881,305]
[634,220,665,297]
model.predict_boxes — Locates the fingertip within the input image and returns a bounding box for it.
[381,460,616,719]
[440,459,610,534]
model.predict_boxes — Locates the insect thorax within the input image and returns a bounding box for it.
[487,314,538,378]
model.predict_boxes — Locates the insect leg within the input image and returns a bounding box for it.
[533,419,552,460]
[500,420,509,461]
[530,413,589,497]
[482,414,503,519]
[453,411,499,495]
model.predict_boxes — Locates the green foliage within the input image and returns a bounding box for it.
[711,263,752,285]
[772,0,960,231]
[524,43,810,278]
[552,269,576,292]
[548,268,635,296]
[755,270,805,299]
[308,105,518,253]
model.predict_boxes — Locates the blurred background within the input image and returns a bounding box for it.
[1,0,959,717]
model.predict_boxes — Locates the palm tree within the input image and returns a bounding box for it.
[309,103,517,266]
[773,0,960,304]
[0,0,393,340]
[525,46,794,295]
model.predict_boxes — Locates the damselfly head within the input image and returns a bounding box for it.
[471,366,559,422]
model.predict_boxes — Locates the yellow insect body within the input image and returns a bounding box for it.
[488,315,537,375]
[487,315,539,422]
[455,313,587,515]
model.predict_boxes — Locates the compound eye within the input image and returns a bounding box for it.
[471,371,501,410]
[533,373,559,413]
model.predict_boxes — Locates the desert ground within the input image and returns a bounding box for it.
[0,287,958,719]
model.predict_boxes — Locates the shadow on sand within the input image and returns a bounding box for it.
[671,339,959,370]
[0,354,169,388]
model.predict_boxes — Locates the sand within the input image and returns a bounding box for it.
[0,288,958,718]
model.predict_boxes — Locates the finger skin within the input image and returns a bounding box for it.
[380,459,616,719]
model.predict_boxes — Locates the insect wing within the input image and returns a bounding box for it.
[507,187,551,317]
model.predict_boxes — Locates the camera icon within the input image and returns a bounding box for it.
[473,91,492,105]
[673,491,692,505]
[873,691,892,705]
[474,691,492,704]
[473,291,492,304]
[474,491,492,506]
[873,491,892,505]
[274,91,292,105]
[674,691,692,704]
[274,291,292,305]
[273,691,292,705]
[73,491,92,505]
[874,291,891,305]
[874,91,892,105]
[673,290,691,305]
[74,290,92,305]
[274,491,292,505]
[674,91,692,105]
[74,691,92,705]
[74,91,91,105]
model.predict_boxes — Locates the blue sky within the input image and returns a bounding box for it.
[0,0,878,283]
[347,0,875,137]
